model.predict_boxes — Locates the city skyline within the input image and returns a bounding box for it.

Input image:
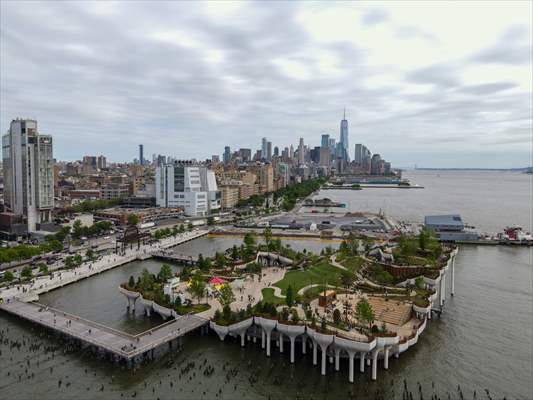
[1,1,532,168]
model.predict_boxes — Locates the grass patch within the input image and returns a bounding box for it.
[340,256,364,273]
[175,303,210,315]
[273,261,342,295]
[261,288,285,306]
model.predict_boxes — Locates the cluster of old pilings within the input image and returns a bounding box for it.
[209,316,430,382]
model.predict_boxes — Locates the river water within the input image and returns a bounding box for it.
[0,171,532,399]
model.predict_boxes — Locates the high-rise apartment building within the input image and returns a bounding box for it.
[97,155,106,170]
[139,144,144,165]
[155,161,220,216]
[259,164,274,193]
[238,148,252,162]
[2,119,54,232]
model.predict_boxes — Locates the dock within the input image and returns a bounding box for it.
[0,299,208,363]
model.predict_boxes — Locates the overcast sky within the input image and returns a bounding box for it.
[1,1,532,168]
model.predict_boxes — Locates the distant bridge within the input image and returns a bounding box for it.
[151,251,199,266]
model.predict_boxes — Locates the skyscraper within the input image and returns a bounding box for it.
[139,144,144,165]
[2,118,54,232]
[321,134,330,148]
[354,144,363,165]
[261,137,268,160]
[266,141,272,161]
[298,138,305,165]
[223,146,231,164]
[340,109,349,161]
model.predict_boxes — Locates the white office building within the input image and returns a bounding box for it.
[155,162,220,216]
[2,119,54,232]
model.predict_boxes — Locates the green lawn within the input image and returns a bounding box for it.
[340,256,364,273]
[261,288,285,306]
[273,262,342,295]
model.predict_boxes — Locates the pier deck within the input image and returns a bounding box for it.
[0,299,207,360]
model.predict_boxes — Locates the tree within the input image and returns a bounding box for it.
[215,252,226,268]
[188,276,206,304]
[263,226,273,249]
[415,276,425,289]
[231,245,239,260]
[2,271,14,282]
[244,233,256,246]
[73,254,83,268]
[158,264,173,282]
[127,214,140,226]
[280,307,290,322]
[355,298,375,329]
[333,308,341,326]
[285,284,294,308]
[85,248,96,262]
[38,263,49,275]
[21,265,33,279]
[218,284,235,307]
[207,216,215,225]
[71,220,83,239]
[64,256,75,269]
[290,308,299,323]
[418,228,429,250]
[187,223,193,231]
[340,270,356,289]
[139,268,155,292]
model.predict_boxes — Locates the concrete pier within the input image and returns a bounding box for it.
[1,299,207,363]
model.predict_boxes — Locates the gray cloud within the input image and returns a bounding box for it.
[362,8,388,26]
[0,1,531,168]
[470,26,533,65]
[405,64,460,88]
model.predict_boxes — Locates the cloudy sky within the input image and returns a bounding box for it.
[1,1,532,168]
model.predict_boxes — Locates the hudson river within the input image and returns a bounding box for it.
[0,171,531,399]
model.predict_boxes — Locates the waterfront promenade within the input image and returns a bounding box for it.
[0,229,209,302]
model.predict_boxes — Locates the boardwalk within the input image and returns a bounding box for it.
[0,299,207,361]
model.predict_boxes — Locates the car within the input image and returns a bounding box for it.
[103,236,110,240]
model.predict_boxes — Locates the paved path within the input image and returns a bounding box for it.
[297,283,339,296]
[0,299,207,360]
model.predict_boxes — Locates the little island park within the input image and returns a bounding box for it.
[119,227,458,382]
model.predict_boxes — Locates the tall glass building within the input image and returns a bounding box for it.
[339,109,349,161]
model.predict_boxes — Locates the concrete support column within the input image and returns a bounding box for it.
[240,332,246,347]
[302,336,306,354]
[371,350,379,381]
[442,272,446,304]
[266,332,272,356]
[384,346,390,370]
[348,351,355,383]
[320,344,327,376]
[279,333,283,353]
[312,341,317,365]
[451,257,455,296]
[261,330,265,349]
[289,336,296,363]
[334,348,340,371]
[360,352,366,373]
[439,278,444,307]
